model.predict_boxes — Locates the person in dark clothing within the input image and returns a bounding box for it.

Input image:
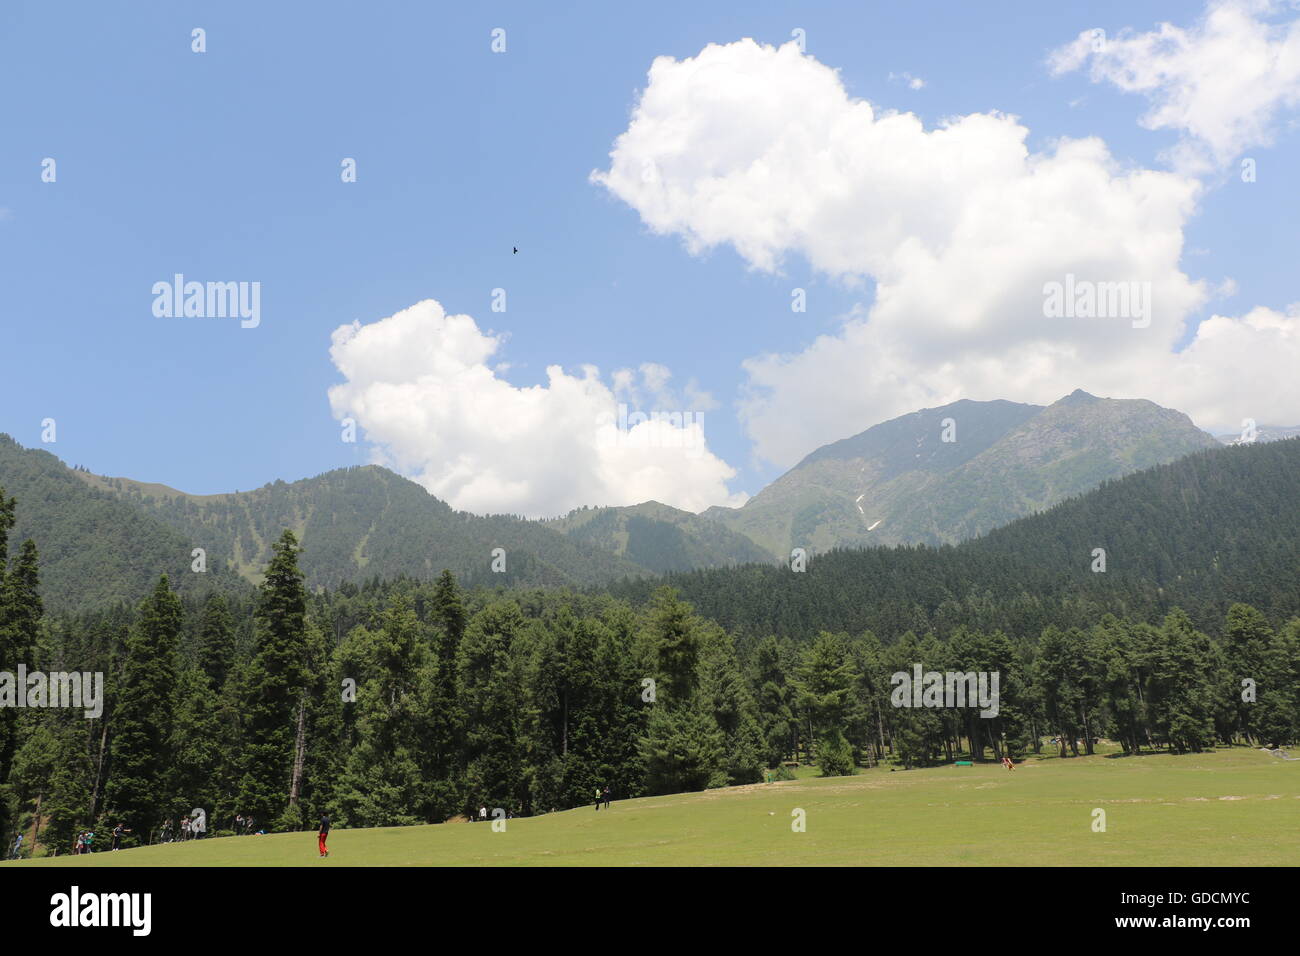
[602,785,611,810]
[111,824,130,851]
[318,813,330,858]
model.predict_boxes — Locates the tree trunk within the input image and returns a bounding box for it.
[287,700,307,815]
[28,791,43,856]
[88,721,109,822]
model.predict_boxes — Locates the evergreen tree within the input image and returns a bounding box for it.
[1223,603,1271,744]
[457,600,527,815]
[697,626,765,785]
[422,570,466,819]
[795,632,862,776]
[640,701,727,794]
[196,593,236,690]
[237,531,309,829]
[104,575,182,835]
[337,597,427,826]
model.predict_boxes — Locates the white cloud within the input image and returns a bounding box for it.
[1050,0,1300,173]
[889,71,926,90]
[327,300,746,517]
[593,37,1300,466]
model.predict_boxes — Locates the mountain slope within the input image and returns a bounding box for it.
[0,435,248,612]
[617,437,1300,640]
[545,500,772,573]
[71,463,653,595]
[704,391,1219,556]
[0,436,667,610]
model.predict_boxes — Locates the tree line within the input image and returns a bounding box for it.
[2,486,1299,856]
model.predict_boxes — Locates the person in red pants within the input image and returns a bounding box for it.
[318,813,330,858]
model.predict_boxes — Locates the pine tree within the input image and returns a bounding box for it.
[422,570,466,819]
[457,600,527,815]
[1223,603,1271,744]
[0,511,38,844]
[794,632,862,775]
[104,575,182,835]
[196,593,236,690]
[238,531,309,829]
[337,597,427,826]
[698,627,765,784]
[640,701,727,794]
[167,665,225,832]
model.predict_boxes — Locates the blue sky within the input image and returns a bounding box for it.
[3,1,1299,515]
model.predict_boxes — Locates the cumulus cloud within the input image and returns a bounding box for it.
[1050,0,1300,173]
[592,38,1300,467]
[327,300,746,517]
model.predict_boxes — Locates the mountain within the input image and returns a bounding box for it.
[544,500,772,573]
[0,435,248,612]
[619,436,1300,640]
[0,436,769,613]
[0,389,1241,613]
[703,390,1220,557]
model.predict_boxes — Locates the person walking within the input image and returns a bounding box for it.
[9,833,22,860]
[317,813,330,858]
[602,785,611,810]
[594,786,601,811]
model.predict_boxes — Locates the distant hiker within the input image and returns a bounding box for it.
[594,787,601,811]
[478,806,487,822]
[318,813,330,858]
[602,785,611,810]
[85,831,95,853]
[111,824,130,851]
[9,834,22,860]
[1002,756,1015,771]
[235,813,244,834]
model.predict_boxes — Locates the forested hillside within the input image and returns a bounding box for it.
[544,500,771,572]
[0,437,783,613]
[619,437,1300,640]
[0,436,247,611]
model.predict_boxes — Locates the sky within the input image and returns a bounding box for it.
[3,0,1300,517]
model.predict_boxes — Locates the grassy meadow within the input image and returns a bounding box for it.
[6,746,1295,867]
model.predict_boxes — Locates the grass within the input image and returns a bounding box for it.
[6,746,1296,867]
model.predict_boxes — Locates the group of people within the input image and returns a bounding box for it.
[593,785,612,810]
[233,814,262,835]
[71,824,131,854]
[159,816,205,843]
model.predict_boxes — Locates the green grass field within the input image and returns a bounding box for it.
[6,747,1297,866]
